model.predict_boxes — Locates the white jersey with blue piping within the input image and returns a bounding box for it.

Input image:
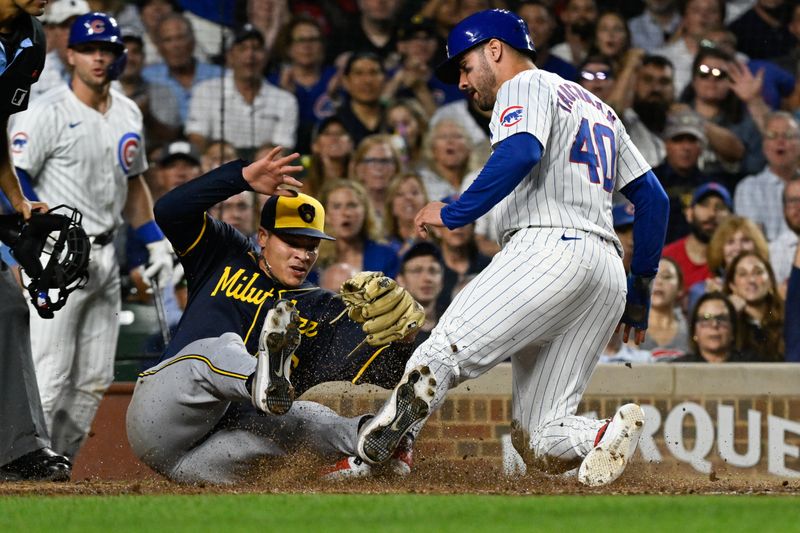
[489,69,650,250]
[10,84,147,235]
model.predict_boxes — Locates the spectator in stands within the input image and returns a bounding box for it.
[31,0,89,101]
[724,251,785,361]
[396,241,445,347]
[152,140,202,199]
[620,55,675,168]
[656,0,724,95]
[89,0,144,35]
[640,257,689,360]
[728,0,796,61]
[599,330,655,364]
[672,292,759,362]
[351,134,402,228]
[246,0,290,55]
[769,177,800,288]
[551,0,598,66]
[200,140,238,173]
[317,179,398,278]
[734,112,800,241]
[384,174,429,256]
[680,45,765,179]
[662,182,732,290]
[318,262,359,292]
[330,0,401,64]
[429,95,492,155]
[119,33,181,149]
[687,215,770,312]
[628,0,682,52]
[186,25,299,158]
[334,52,388,147]
[419,119,476,203]
[784,237,800,362]
[516,1,577,81]
[142,13,223,123]
[212,191,258,241]
[270,15,337,155]
[576,54,615,103]
[303,116,353,198]
[382,16,451,116]
[387,99,429,173]
[433,195,492,318]
[654,109,715,243]
[135,0,179,65]
[592,11,633,71]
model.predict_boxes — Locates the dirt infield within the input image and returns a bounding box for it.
[2,455,798,497]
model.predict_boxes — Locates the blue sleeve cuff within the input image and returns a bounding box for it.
[135,220,165,244]
[441,133,542,229]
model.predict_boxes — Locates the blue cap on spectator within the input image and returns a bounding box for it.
[691,182,732,210]
[612,202,635,229]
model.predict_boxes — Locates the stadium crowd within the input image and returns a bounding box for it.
[3,0,800,479]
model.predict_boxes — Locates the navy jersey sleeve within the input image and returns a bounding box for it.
[154,160,254,285]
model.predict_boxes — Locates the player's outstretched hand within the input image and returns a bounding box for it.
[242,146,304,196]
[414,201,446,238]
[617,273,654,345]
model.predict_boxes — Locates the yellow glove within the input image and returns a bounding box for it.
[340,272,425,345]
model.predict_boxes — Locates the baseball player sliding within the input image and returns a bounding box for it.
[10,12,173,460]
[126,148,425,484]
[356,9,669,487]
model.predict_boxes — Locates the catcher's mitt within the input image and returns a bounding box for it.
[340,271,425,345]
[0,205,90,318]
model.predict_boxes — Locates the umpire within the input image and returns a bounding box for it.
[0,0,71,481]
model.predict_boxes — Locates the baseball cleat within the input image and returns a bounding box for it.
[357,366,435,464]
[251,299,301,415]
[578,403,645,487]
[322,434,414,481]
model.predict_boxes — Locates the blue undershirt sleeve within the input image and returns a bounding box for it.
[440,132,542,229]
[620,169,669,278]
[14,168,39,202]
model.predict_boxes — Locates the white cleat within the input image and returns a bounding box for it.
[578,403,645,487]
[251,299,301,415]
[357,366,435,465]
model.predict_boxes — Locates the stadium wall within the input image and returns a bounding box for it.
[73,364,800,480]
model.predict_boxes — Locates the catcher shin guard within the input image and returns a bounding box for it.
[578,403,645,487]
[251,300,301,415]
[357,366,435,464]
[0,205,90,318]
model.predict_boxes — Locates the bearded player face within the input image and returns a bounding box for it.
[458,44,498,112]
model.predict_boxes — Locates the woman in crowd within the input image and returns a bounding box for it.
[350,134,403,231]
[200,140,239,173]
[383,174,429,257]
[679,46,765,178]
[302,116,353,198]
[687,216,770,311]
[386,99,429,173]
[672,292,758,363]
[640,257,688,360]
[419,118,476,202]
[317,179,398,278]
[724,251,784,362]
[590,11,645,115]
[270,15,337,154]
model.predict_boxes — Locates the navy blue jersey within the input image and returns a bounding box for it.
[154,160,413,395]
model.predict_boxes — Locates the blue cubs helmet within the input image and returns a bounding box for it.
[68,12,127,80]
[435,9,536,84]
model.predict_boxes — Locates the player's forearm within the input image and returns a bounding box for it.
[620,170,669,278]
[125,175,157,229]
[441,133,541,229]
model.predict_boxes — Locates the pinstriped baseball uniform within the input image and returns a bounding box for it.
[10,85,147,458]
[407,69,651,471]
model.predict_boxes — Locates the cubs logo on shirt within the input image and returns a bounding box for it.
[500,105,524,127]
[117,132,141,174]
[11,132,28,154]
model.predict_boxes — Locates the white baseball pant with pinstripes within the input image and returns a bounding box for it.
[407,226,626,472]
[29,243,121,459]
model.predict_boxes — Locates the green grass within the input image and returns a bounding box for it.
[1,494,799,533]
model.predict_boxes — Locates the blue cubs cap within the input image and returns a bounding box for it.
[260,191,335,241]
[691,182,732,210]
[612,202,635,229]
[435,9,536,84]
[69,12,127,80]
